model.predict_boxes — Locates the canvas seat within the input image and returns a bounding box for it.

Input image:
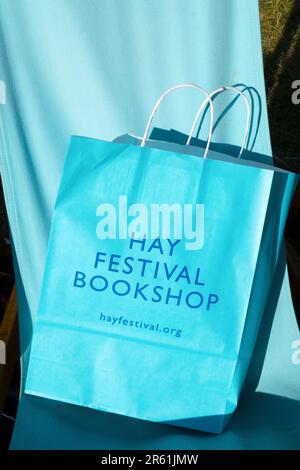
[0,0,299,449]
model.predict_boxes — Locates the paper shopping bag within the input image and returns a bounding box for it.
[25,85,298,433]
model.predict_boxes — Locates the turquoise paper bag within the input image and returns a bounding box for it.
[25,87,298,434]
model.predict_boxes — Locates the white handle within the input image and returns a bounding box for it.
[141,83,214,158]
[186,86,250,158]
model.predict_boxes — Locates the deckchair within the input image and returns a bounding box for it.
[0,0,299,449]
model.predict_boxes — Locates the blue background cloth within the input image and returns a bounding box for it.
[0,0,299,448]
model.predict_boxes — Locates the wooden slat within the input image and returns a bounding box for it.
[0,286,18,416]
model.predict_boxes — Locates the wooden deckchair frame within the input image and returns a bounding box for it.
[0,286,18,416]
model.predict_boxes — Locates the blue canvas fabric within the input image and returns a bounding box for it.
[0,0,299,448]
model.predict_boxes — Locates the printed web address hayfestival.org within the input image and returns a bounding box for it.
[99,312,182,338]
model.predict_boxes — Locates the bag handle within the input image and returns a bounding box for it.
[141,83,214,158]
[186,86,250,158]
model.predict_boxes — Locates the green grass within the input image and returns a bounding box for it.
[260,0,300,167]
[260,0,294,56]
